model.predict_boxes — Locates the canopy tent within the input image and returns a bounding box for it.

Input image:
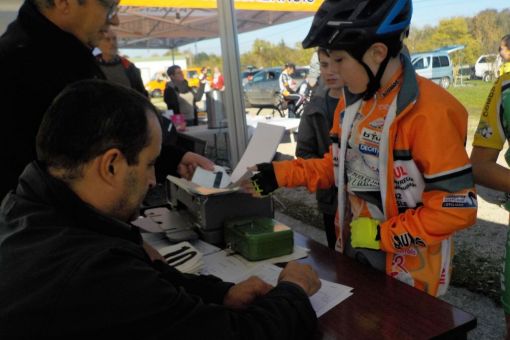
[116,0,322,49]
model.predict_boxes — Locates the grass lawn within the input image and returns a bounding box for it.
[446,80,495,145]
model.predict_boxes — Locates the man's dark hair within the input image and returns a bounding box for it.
[36,80,159,178]
[167,65,181,77]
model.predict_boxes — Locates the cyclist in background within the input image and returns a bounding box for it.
[279,63,304,118]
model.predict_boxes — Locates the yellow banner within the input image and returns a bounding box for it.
[120,0,323,12]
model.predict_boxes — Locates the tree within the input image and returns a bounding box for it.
[470,10,504,55]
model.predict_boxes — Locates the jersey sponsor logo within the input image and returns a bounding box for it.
[482,85,496,117]
[361,128,381,144]
[441,191,477,208]
[439,268,447,284]
[393,232,426,249]
[476,122,493,139]
[395,192,408,209]
[369,118,385,130]
[394,176,417,190]
[359,143,379,156]
[348,170,379,187]
[393,166,408,179]
[396,247,418,256]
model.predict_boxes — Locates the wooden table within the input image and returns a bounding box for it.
[293,233,477,339]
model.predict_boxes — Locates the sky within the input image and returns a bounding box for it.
[122,0,510,58]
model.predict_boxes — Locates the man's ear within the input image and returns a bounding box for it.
[52,0,72,14]
[97,149,125,186]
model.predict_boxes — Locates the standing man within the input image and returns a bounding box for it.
[0,0,212,199]
[164,65,206,126]
[96,27,148,96]
[0,80,320,339]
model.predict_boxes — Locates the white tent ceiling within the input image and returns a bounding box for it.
[115,6,313,49]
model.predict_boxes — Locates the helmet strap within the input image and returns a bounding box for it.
[360,54,391,100]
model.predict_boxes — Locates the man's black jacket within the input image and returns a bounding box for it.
[0,1,184,198]
[0,162,317,339]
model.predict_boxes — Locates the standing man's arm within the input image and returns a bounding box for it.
[129,64,149,97]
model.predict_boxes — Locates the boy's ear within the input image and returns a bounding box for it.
[368,42,389,65]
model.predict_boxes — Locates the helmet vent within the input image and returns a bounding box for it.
[357,0,385,19]
[332,9,356,21]
[337,30,365,44]
[390,3,412,25]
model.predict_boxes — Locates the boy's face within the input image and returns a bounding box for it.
[500,41,510,62]
[328,50,369,95]
[318,51,344,90]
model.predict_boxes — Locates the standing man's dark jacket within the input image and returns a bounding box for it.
[0,162,317,339]
[0,1,183,199]
[96,54,149,97]
[164,80,205,126]
[296,91,337,216]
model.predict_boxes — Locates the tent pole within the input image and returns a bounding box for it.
[217,0,247,167]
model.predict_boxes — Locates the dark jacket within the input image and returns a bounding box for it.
[0,162,317,339]
[296,91,337,215]
[97,54,149,97]
[0,1,184,198]
[164,80,205,125]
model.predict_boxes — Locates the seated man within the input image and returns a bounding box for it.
[0,80,320,339]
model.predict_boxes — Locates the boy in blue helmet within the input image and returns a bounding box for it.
[245,0,477,296]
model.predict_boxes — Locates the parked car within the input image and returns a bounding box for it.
[473,54,501,82]
[241,69,259,87]
[184,67,213,88]
[144,68,214,97]
[144,71,169,97]
[411,51,453,88]
[244,66,309,108]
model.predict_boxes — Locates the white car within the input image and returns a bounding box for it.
[474,54,501,82]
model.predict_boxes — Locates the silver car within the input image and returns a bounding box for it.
[244,67,309,109]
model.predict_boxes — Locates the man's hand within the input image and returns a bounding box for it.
[278,261,321,296]
[177,151,214,180]
[223,276,273,309]
[142,241,165,262]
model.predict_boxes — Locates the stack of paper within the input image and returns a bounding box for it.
[159,242,203,274]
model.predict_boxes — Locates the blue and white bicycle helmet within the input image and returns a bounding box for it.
[302,0,413,99]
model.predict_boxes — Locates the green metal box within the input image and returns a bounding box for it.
[224,217,294,261]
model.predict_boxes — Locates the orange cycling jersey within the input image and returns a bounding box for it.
[273,56,476,296]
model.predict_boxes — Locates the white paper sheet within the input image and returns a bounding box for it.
[191,165,231,189]
[202,250,353,317]
[233,263,353,317]
[230,122,285,183]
